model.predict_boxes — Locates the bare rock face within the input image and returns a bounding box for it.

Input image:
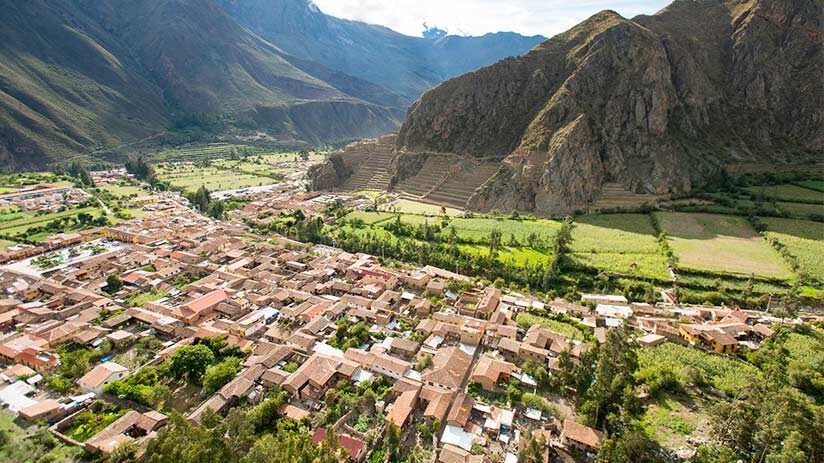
[397,0,824,215]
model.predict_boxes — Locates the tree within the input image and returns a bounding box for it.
[143,413,230,463]
[383,422,402,462]
[203,357,240,393]
[106,274,123,294]
[169,345,215,383]
[580,327,638,429]
[518,429,547,463]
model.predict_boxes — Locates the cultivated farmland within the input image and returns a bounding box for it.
[655,212,793,279]
[761,217,824,281]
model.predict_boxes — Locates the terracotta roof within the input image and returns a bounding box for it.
[386,389,419,427]
[312,428,365,461]
[421,347,472,390]
[78,362,128,389]
[562,419,603,449]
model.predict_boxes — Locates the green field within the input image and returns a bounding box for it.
[515,313,589,340]
[0,207,102,239]
[656,212,793,279]
[569,214,669,279]
[637,342,761,396]
[381,199,463,216]
[571,252,670,280]
[346,211,396,225]
[761,217,824,281]
[744,184,823,203]
[101,183,149,198]
[155,164,279,193]
[444,217,560,245]
[775,201,824,218]
[794,180,824,193]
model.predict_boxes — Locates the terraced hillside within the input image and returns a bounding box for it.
[339,139,396,192]
[394,156,456,201]
[428,163,501,208]
[592,183,667,211]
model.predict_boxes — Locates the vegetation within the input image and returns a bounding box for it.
[64,404,126,442]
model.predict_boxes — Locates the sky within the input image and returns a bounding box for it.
[312,0,672,38]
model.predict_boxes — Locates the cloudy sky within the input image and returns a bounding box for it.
[312,0,672,38]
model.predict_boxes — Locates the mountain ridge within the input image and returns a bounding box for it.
[392,0,823,214]
[0,0,541,170]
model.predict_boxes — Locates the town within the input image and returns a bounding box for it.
[1,161,820,463]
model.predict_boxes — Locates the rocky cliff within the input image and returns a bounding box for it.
[395,0,824,215]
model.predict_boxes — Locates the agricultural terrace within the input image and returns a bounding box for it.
[761,217,824,281]
[743,184,823,203]
[655,212,793,279]
[570,214,670,280]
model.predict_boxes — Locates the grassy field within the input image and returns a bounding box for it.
[346,211,396,225]
[382,199,463,216]
[444,217,561,245]
[656,212,793,279]
[100,183,149,198]
[775,201,824,218]
[761,217,824,281]
[0,207,102,239]
[744,184,823,203]
[155,164,279,193]
[794,180,824,192]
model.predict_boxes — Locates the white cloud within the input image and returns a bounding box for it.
[312,0,671,37]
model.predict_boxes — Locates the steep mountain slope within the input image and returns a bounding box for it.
[0,0,169,170]
[395,0,824,215]
[218,0,546,101]
[0,0,402,169]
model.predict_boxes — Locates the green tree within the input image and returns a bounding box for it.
[106,274,123,294]
[203,357,241,393]
[580,327,638,429]
[169,345,215,383]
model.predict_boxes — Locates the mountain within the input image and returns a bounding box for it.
[0,0,542,171]
[217,0,546,101]
[394,0,824,215]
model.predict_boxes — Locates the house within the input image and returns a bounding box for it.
[561,419,603,453]
[421,347,472,391]
[470,356,515,391]
[18,399,63,422]
[85,410,168,454]
[282,354,359,400]
[77,362,129,394]
[637,333,667,347]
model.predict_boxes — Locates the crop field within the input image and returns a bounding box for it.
[571,252,670,280]
[637,342,761,396]
[0,207,101,238]
[515,313,589,340]
[568,214,669,279]
[101,183,149,198]
[155,164,278,193]
[744,184,823,203]
[458,244,550,266]
[148,143,271,162]
[345,211,396,225]
[761,217,824,281]
[775,201,823,218]
[382,199,463,216]
[655,212,793,279]
[794,180,824,192]
[444,218,561,245]
[570,214,659,253]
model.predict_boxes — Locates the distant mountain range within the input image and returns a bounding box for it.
[0,0,544,170]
